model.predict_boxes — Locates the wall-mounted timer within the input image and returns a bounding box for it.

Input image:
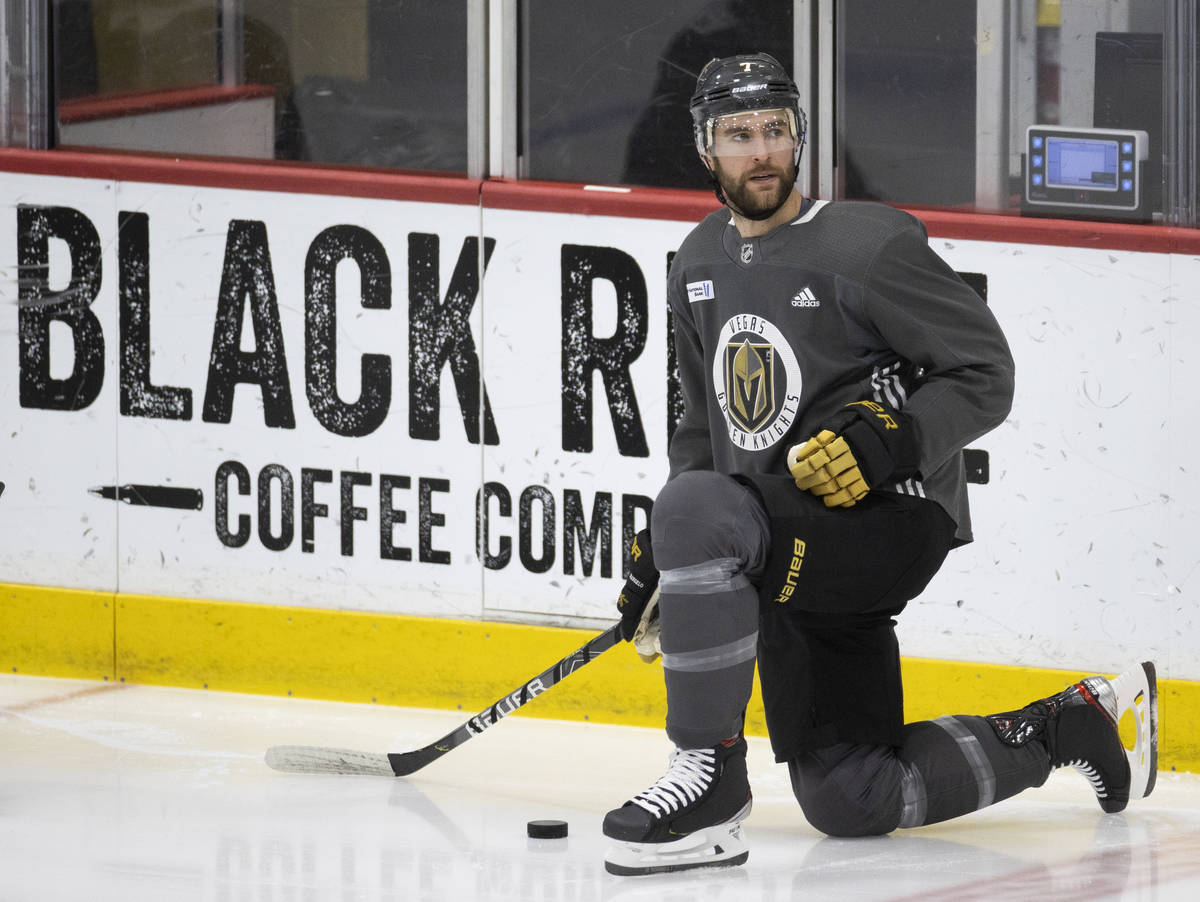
[1023,125,1150,221]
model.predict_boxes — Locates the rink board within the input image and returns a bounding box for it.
[2,582,1196,773]
[1,151,1198,771]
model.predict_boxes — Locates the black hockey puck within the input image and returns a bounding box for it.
[527,819,568,839]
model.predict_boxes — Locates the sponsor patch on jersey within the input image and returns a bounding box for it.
[686,280,716,303]
[712,314,803,452]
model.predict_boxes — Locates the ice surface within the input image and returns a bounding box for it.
[2,674,1199,901]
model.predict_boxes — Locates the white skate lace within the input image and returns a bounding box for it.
[1063,758,1109,798]
[631,747,716,817]
[1054,676,1116,799]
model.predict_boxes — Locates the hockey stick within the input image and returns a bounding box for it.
[265,622,623,777]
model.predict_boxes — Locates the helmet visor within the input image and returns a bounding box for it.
[697,108,800,158]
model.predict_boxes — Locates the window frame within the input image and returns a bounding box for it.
[4,0,1198,225]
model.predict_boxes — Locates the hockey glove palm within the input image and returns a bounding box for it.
[617,529,660,643]
[630,588,662,664]
[787,399,920,508]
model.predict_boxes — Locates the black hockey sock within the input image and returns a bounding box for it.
[895,715,1051,827]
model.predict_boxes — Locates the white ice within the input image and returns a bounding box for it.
[2,673,1199,901]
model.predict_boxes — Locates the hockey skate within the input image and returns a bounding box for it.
[987,661,1158,812]
[603,735,752,876]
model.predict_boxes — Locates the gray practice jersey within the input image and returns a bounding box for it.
[667,199,1015,545]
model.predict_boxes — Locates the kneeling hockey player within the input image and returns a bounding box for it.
[603,52,1158,877]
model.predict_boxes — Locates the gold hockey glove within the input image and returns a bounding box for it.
[787,399,921,508]
[788,430,870,507]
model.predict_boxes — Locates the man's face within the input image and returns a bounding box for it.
[702,109,799,218]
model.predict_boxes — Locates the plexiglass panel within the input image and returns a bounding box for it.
[521,0,793,189]
[837,0,1169,219]
[52,0,470,173]
[13,0,1194,223]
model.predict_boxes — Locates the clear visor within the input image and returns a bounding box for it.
[697,108,800,157]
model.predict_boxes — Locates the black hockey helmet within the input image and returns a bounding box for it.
[690,53,806,167]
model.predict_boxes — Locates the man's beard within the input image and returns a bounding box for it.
[714,160,798,221]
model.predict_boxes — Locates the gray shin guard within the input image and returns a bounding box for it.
[659,557,759,749]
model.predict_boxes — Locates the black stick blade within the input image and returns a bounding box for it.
[387,746,447,776]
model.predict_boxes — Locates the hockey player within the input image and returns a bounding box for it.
[603,53,1158,876]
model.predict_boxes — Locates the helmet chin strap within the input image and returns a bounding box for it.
[706,171,729,207]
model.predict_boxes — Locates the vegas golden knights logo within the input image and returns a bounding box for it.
[725,338,775,433]
[713,314,802,451]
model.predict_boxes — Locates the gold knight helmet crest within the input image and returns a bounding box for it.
[726,338,775,433]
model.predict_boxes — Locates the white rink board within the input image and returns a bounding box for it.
[104,181,487,615]
[914,238,1189,675]
[1,173,487,616]
[478,207,686,622]
[1,171,1197,679]
[0,175,120,593]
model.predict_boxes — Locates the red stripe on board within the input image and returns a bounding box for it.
[910,206,1200,255]
[3,147,1199,253]
[0,147,480,206]
[481,177,722,223]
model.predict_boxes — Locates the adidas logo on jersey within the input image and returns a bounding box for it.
[791,286,820,308]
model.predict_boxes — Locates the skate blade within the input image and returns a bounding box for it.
[604,803,751,876]
[1109,661,1158,801]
